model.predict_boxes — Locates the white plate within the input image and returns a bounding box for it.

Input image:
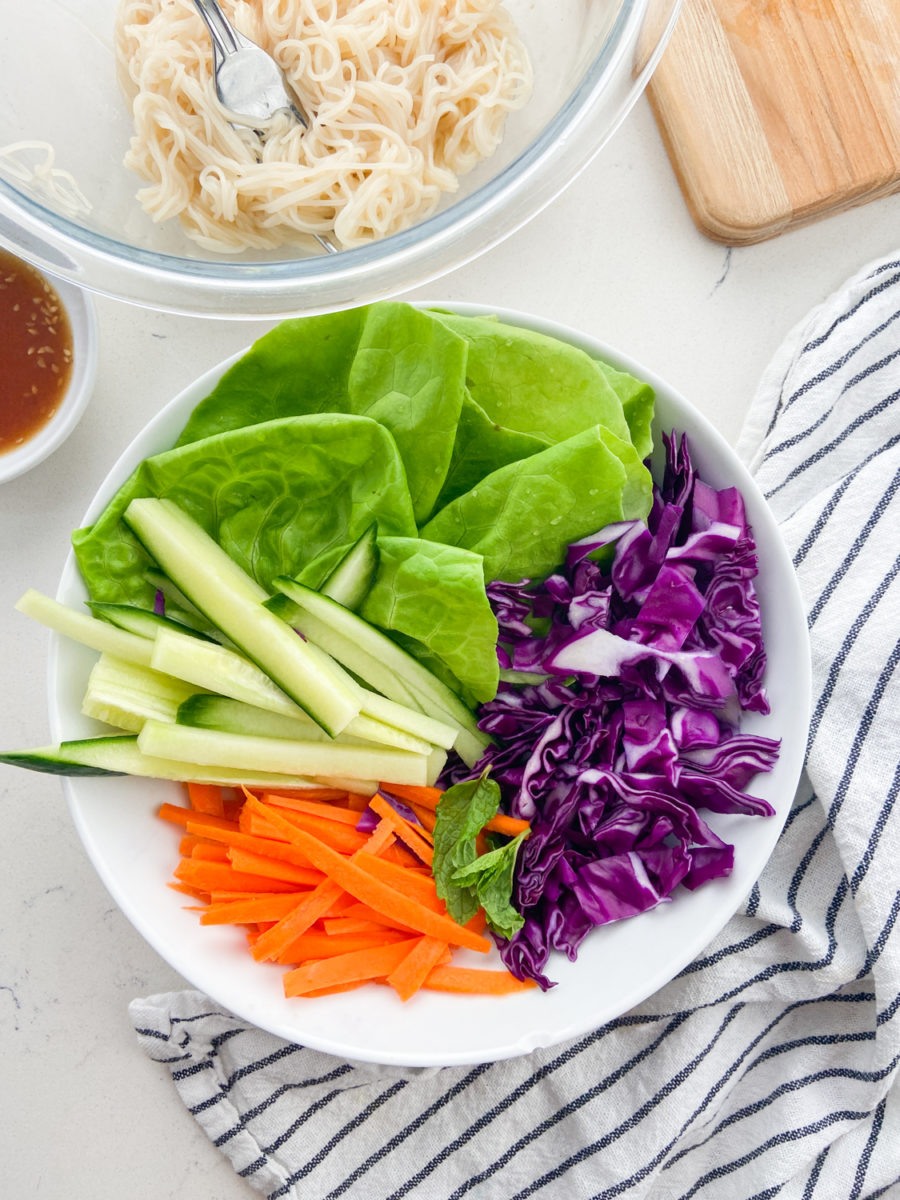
[48,304,811,1066]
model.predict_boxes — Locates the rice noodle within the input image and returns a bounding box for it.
[115,0,532,250]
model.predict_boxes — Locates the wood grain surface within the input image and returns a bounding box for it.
[647,0,900,243]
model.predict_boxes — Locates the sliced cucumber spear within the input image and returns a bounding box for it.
[82,653,200,732]
[319,523,379,611]
[0,734,324,788]
[87,601,216,643]
[123,498,361,738]
[152,628,441,755]
[16,589,155,668]
[266,578,491,767]
[137,720,430,786]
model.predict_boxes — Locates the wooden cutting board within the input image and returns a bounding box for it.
[646,0,900,244]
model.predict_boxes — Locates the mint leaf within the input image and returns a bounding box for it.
[451,831,526,940]
[432,770,500,925]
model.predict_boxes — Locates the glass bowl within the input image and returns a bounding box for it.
[0,0,682,318]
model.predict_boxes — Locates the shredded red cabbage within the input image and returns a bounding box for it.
[441,432,780,990]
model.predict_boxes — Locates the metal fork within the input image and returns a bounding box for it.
[191,0,338,254]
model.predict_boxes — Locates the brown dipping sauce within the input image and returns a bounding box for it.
[0,248,74,455]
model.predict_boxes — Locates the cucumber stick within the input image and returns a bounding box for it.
[268,578,491,767]
[88,601,215,643]
[137,720,430,786]
[16,589,155,668]
[153,629,437,754]
[175,692,433,756]
[0,735,323,788]
[123,498,361,737]
[319,524,379,610]
[82,653,200,732]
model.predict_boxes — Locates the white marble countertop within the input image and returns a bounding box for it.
[2,96,898,1199]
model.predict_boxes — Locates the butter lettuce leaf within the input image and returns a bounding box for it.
[434,390,548,511]
[593,358,656,462]
[73,415,416,607]
[431,311,632,445]
[358,537,499,704]
[175,302,467,524]
[421,425,652,583]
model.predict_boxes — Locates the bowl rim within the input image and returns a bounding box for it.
[0,0,682,309]
[0,262,97,483]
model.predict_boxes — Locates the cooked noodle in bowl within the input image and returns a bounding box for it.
[115,0,533,251]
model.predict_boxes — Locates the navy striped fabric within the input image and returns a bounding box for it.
[132,254,900,1199]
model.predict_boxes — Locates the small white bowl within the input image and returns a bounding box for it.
[0,264,98,484]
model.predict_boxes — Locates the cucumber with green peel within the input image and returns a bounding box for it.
[268,578,491,766]
[87,602,216,643]
[152,627,301,718]
[137,719,430,786]
[176,693,435,756]
[154,628,446,754]
[0,734,323,788]
[353,689,458,751]
[145,568,220,634]
[123,498,361,737]
[82,653,200,732]
[15,590,155,668]
[319,523,379,610]
[264,593,426,710]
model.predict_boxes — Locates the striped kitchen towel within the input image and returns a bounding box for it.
[131,252,900,1199]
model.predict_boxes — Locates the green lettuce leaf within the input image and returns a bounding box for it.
[431,311,633,445]
[434,389,548,510]
[421,424,652,583]
[357,537,499,704]
[593,358,655,462]
[73,415,416,607]
[175,302,467,524]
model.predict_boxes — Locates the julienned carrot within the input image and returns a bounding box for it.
[382,783,531,838]
[276,929,409,961]
[188,782,226,816]
[387,936,452,1002]
[226,847,324,888]
[283,938,421,997]
[259,791,361,823]
[191,842,230,862]
[200,893,309,925]
[353,852,441,909]
[159,802,239,832]
[250,820,397,963]
[174,859,301,895]
[184,821,318,871]
[369,792,434,865]
[421,965,538,995]
[246,798,491,954]
[160,784,530,1004]
[251,878,344,962]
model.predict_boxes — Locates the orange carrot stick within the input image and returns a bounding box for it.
[250,820,396,963]
[260,791,358,822]
[226,847,324,888]
[200,894,309,925]
[386,937,451,1001]
[187,782,226,816]
[246,799,490,953]
[353,852,441,909]
[174,859,300,895]
[277,930,408,961]
[368,793,434,865]
[159,803,239,832]
[422,965,538,994]
[283,938,421,997]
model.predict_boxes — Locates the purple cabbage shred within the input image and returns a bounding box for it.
[441,431,780,990]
